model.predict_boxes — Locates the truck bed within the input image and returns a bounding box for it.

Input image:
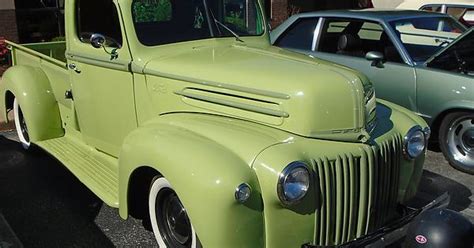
[7,41,67,67]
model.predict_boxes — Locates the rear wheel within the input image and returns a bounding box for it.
[148,177,200,248]
[439,111,474,174]
[13,98,31,150]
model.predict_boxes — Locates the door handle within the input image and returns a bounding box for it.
[68,63,81,74]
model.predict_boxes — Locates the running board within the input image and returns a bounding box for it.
[36,136,119,208]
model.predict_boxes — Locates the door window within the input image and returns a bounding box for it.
[274,17,319,50]
[318,18,403,63]
[76,0,123,48]
[447,7,474,26]
[420,5,442,12]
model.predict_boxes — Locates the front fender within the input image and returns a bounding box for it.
[0,66,63,141]
[118,119,266,247]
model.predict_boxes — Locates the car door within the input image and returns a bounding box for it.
[313,18,418,111]
[66,0,137,156]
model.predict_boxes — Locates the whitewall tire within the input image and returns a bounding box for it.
[13,98,31,150]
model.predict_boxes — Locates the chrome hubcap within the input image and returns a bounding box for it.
[447,117,474,168]
[164,195,191,245]
[156,190,192,247]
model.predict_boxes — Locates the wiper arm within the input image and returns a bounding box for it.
[206,5,244,43]
[214,19,244,43]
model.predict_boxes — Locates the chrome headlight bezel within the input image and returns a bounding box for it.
[277,161,311,206]
[234,183,252,204]
[403,125,426,160]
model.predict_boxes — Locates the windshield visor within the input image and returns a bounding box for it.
[389,17,467,62]
[131,0,265,46]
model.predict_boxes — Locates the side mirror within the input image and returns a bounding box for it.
[365,51,385,68]
[90,33,106,49]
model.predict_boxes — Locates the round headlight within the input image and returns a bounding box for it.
[277,162,310,206]
[404,126,426,159]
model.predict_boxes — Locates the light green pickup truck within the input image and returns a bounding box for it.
[0,0,434,247]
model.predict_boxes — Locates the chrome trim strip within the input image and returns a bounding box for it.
[146,68,291,100]
[66,52,130,71]
[175,90,290,118]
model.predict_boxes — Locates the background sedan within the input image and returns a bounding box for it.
[271,10,474,174]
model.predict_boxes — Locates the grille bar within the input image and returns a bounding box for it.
[312,133,403,246]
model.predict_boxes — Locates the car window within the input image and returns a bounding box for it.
[447,7,474,26]
[132,0,172,23]
[358,22,384,40]
[274,17,319,51]
[76,0,123,48]
[318,18,403,63]
[390,17,466,62]
[420,5,442,12]
[132,0,265,46]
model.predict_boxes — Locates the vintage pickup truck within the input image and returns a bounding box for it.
[0,0,434,247]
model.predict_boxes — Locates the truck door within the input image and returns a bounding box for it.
[66,0,137,156]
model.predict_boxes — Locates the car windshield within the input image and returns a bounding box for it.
[131,0,265,46]
[389,17,467,62]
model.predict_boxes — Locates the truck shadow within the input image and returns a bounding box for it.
[408,169,472,213]
[0,136,115,248]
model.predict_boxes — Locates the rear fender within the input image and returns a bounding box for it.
[0,66,64,141]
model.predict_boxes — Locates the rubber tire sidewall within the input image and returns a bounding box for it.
[439,111,474,174]
[13,98,31,150]
[148,177,198,248]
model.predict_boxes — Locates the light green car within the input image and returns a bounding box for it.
[271,10,474,174]
[0,0,434,247]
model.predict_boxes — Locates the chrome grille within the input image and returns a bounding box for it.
[312,133,403,246]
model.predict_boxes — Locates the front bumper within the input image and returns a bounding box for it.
[302,193,450,248]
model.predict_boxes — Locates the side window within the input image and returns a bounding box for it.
[420,5,442,12]
[447,7,474,26]
[76,0,123,48]
[319,18,403,63]
[274,18,319,51]
[357,22,383,40]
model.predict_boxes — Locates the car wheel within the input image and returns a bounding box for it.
[13,98,31,150]
[439,111,474,174]
[148,177,200,248]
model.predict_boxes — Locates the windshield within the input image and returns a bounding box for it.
[131,0,265,46]
[389,17,467,62]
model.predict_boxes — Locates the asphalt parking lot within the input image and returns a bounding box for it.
[0,130,472,247]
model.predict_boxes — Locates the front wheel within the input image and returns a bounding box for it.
[13,98,31,150]
[148,177,200,248]
[439,111,474,174]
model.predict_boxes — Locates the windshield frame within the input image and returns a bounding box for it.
[388,15,468,64]
[130,0,267,47]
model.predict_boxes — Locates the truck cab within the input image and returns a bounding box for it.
[1,0,432,247]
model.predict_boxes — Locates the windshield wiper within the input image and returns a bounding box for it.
[206,6,244,43]
[213,19,244,43]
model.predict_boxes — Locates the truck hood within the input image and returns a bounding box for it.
[426,28,474,75]
[143,43,376,142]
